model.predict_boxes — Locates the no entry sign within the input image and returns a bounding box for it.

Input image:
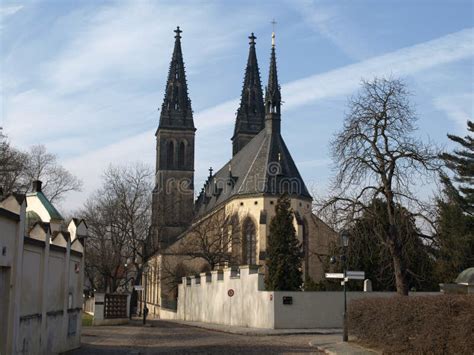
[227,289,234,297]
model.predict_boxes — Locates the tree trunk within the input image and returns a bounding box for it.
[388,225,409,295]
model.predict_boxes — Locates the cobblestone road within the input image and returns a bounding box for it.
[65,320,324,354]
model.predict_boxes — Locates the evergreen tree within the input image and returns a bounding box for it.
[265,194,303,291]
[346,199,437,291]
[434,194,474,282]
[435,120,474,282]
[440,120,474,215]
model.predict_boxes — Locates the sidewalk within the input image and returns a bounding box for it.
[151,319,380,354]
[149,318,341,336]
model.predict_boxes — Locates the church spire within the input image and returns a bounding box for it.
[264,30,281,133]
[231,33,265,156]
[158,26,195,130]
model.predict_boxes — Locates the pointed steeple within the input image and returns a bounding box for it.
[231,33,265,156]
[158,26,195,130]
[264,31,281,134]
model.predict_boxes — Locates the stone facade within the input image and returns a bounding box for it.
[151,27,196,249]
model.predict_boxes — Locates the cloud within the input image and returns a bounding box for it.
[433,93,474,132]
[193,27,474,128]
[283,27,474,110]
[2,1,263,148]
[60,28,473,211]
[0,4,23,17]
[291,0,372,59]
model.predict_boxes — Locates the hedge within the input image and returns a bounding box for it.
[348,295,474,354]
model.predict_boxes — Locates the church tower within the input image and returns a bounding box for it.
[231,33,265,156]
[152,27,195,248]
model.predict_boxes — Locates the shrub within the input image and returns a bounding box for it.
[348,295,474,354]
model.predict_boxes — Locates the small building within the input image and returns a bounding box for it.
[0,181,87,355]
[440,267,474,294]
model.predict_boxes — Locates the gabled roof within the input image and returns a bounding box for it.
[29,221,51,234]
[71,217,87,228]
[27,191,63,221]
[1,192,26,206]
[195,129,311,217]
[195,36,311,217]
[52,230,70,241]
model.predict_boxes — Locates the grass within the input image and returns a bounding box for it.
[82,312,93,327]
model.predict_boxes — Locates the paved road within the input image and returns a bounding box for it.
[66,320,325,354]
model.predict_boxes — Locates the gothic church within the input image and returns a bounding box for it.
[146,27,336,312]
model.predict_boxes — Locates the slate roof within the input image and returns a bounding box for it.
[194,34,311,217]
[195,128,311,217]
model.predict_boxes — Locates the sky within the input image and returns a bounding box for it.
[1,0,473,213]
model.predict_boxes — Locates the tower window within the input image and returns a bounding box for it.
[242,218,257,265]
[178,141,186,168]
[167,141,175,169]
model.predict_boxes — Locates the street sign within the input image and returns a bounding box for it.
[346,271,365,280]
[227,289,234,297]
[134,285,144,291]
[325,273,344,279]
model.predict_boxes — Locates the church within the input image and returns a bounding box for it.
[145,27,337,313]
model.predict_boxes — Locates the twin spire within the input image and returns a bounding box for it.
[232,30,282,155]
[158,26,281,146]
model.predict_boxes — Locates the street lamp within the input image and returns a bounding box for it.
[331,230,350,342]
[142,263,150,325]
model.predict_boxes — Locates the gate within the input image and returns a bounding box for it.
[104,294,128,319]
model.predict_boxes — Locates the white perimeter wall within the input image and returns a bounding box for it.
[161,266,440,329]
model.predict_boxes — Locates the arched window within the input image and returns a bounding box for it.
[242,218,257,265]
[167,141,175,169]
[302,219,309,276]
[178,141,186,168]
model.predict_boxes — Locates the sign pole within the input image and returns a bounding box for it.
[342,249,348,342]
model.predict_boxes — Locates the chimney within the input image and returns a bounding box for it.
[32,180,42,193]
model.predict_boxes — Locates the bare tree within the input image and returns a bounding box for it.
[23,145,82,203]
[0,129,28,195]
[179,208,241,270]
[81,163,155,292]
[323,77,440,295]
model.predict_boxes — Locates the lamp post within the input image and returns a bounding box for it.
[142,263,149,325]
[340,230,349,342]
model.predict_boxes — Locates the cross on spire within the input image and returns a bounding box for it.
[174,26,182,39]
[271,19,277,32]
[158,27,194,130]
[249,32,256,45]
[271,19,277,47]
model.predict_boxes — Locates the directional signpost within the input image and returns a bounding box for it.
[346,271,365,280]
[325,271,365,282]
[325,270,365,342]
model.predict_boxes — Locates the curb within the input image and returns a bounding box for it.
[309,339,380,355]
[156,319,342,337]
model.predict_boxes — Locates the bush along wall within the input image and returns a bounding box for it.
[348,295,474,354]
